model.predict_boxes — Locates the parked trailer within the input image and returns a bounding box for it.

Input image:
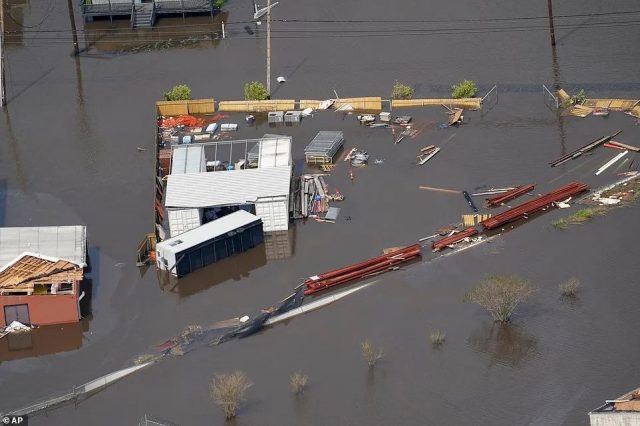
[156,210,264,277]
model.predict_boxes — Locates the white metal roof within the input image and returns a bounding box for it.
[171,145,205,174]
[258,136,292,168]
[0,226,87,268]
[157,210,262,254]
[165,166,292,208]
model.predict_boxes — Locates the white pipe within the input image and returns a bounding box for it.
[596,151,628,176]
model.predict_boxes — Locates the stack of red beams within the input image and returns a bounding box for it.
[432,227,478,251]
[480,182,589,230]
[486,184,535,207]
[304,244,422,295]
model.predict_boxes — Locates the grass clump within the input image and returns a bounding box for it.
[391,81,414,100]
[553,218,568,230]
[361,339,384,367]
[559,277,580,298]
[290,372,308,395]
[430,330,446,347]
[244,81,269,100]
[451,79,478,99]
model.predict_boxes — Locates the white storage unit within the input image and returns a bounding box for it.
[156,210,264,277]
[167,208,202,237]
[255,195,289,232]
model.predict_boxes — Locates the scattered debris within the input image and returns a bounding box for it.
[301,107,314,117]
[567,104,593,117]
[336,103,354,112]
[350,150,369,167]
[550,131,622,167]
[357,114,376,124]
[323,207,341,222]
[373,159,385,165]
[608,140,640,152]
[379,112,391,122]
[220,123,239,132]
[318,99,335,110]
[462,214,492,227]
[592,107,609,116]
[393,116,412,125]
[419,186,460,194]
[368,123,389,129]
[245,115,255,124]
[596,151,628,176]
[462,191,479,213]
[447,108,464,126]
[470,188,515,196]
[320,164,335,172]
[1,321,32,338]
[486,184,535,207]
[554,197,572,209]
[417,146,440,165]
[432,227,478,251]
[276,76,286,83]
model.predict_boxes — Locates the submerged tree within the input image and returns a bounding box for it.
[451,79,478,99]
[164,83,191,101]
[391,81,414,100]
[244,81,269,100]
[210,371,253,420]
[559,277,580,298]
[290,372,309,395]
[464,275,537,323]
[361,339,384,367]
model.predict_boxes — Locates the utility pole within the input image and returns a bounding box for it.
[67,0,80,55]
[1,0,6,107]
[547,0,556,46]
[266,0,271,96]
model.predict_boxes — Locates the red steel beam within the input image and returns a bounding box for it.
[304,244,421,295]
[480,182,589,230]
[486,184,535,207]
[431,227,478,251]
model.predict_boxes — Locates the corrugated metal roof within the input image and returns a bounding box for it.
[171,145,205,174]
[0,226,87,268]
[157,210,262,255]
[165,166,292,208]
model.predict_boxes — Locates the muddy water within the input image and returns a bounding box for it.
[1,0,640,424]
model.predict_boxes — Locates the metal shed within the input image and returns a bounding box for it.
[156,210,264,277]
[268,111,284,123]
[284,111,302,123]
[304,131,344,164]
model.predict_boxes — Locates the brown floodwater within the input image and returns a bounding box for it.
[1,0,640,424]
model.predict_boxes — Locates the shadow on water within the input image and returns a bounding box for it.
[80,247,100,321]
[467,322,538,369]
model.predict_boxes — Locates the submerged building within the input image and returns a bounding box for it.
[0,226,87,327]
[589,386,640,426]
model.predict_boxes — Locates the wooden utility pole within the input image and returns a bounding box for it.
[266,0,271,96]
[547,0,556,46]
[1,0,6,107]
[67,0,80,55]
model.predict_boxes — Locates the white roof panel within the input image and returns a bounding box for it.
[171,145,205,174]
[165,166,292,208]
[0,226,87,268]
[258,136,292,168]
[157,210,262,255]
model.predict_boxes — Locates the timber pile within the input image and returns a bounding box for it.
[304,244,421,295]
[301,174,329,217]
[486,184,535,207]
[431,227,478,251]
[480,182,589,230]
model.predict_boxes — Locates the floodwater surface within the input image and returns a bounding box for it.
[1,0,640,425]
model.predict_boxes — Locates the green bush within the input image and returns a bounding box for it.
[244,81,269,101]
[451,80,478,99]
[214,0,226,8]
[164,84,191,101]
[391,81,414,100]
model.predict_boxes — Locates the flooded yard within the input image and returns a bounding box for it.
[1,0,640,424]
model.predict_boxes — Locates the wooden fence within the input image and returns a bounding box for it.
[217,100,296,112]
[155,99,215,115]
[392,98,482,110]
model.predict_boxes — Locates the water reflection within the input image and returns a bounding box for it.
[157,243,267,297]
[467,322,538,369]
[0,322,83,362]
